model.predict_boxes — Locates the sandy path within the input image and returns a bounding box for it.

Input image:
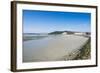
[23,35,89,62]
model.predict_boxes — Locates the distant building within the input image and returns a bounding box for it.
[62,32,67,35]
[74,32,86,35]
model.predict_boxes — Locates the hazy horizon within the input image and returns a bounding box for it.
[23,30,91,34]
[23,10,91,33]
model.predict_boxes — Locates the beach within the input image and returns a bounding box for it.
[23,34,89,62]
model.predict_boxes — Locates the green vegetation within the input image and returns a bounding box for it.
[49,31,63,34]
[73,38,91,60]
[49,31,74,35]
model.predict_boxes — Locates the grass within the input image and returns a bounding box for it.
[73,38,91,60]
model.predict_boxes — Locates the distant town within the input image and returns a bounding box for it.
[24,30,91,37]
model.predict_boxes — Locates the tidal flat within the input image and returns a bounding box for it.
[23,34,89,62]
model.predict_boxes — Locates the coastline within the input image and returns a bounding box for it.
[59,38,90,61]
[73,38,91,60]
[23,35,89,62]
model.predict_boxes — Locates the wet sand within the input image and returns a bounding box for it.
[23,35,89,62]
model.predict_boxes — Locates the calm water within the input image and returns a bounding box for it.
[23,34,89,62]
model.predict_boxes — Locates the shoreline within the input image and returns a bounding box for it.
[73,38,91,60]
[23,35,89,62]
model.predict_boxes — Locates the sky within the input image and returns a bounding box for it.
[23,10,91,33]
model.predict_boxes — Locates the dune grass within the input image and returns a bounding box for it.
[73,38,91,60]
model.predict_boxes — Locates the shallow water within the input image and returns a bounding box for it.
[23,34,89,62]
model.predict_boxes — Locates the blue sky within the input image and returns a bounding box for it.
[23,10,91,33]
